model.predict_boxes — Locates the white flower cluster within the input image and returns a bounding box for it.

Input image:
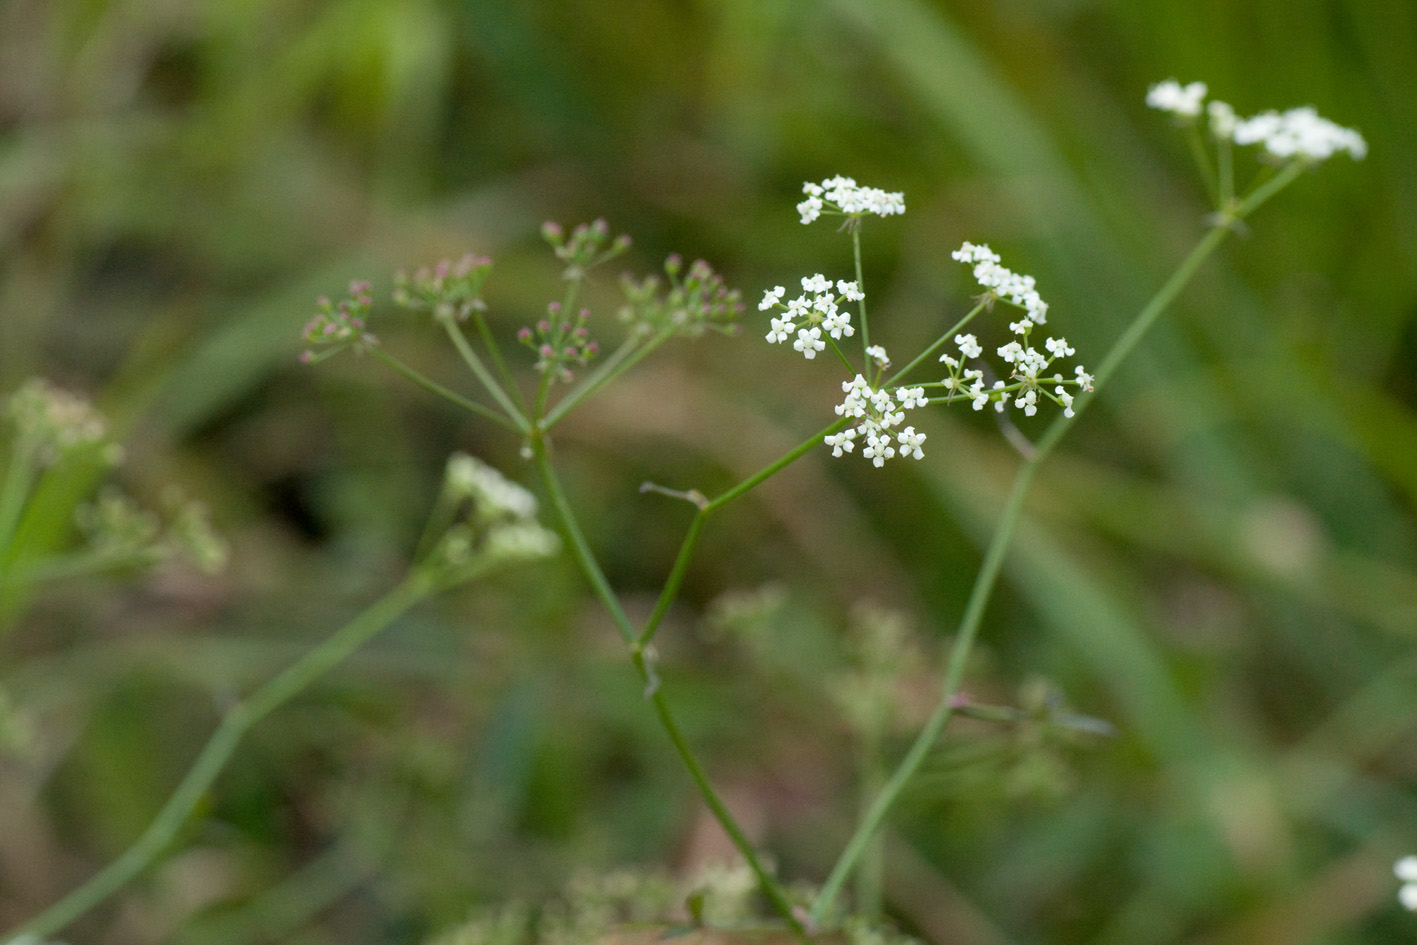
[825,370,929,467]
[952,242,1049,323]
[1396,856,1417,911]
[437,453,560,571]
[945,244,1092,417]
[1145,79,1207,117]
[797,176,906,225]
[446,452,539,521]
[759,273,865,359]
[1147,79,1367,162]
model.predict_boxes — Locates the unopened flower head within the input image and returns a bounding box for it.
[797,176,905,225]
[518,303,599,383]
[621,256,742,339]
[301,280,378,362]
[5,378,119,467]
[393,254,492,324]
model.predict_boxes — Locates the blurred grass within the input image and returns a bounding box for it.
[2,0,1415,943]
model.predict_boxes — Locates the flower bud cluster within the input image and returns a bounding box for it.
[758,274,865,359]
[826,371,929,467]
[300,281,377,363]
[75,488,228,575]
[542,218,632,279]
[392,254,492,324]
[517,304,599,383]
[1147,79,1367,162]
[797,175,905,225]
[619,255,743,339]
[6,378,120,467]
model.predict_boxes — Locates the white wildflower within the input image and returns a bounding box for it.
[1232,106,1367,161]
[1146,79,1208,118]
[798,176,905,224]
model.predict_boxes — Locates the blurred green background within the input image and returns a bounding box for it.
[1,0,1415,943]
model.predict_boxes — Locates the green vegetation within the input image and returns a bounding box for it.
[1,2,1413,944]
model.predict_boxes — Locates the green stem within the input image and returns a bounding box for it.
[442,321,529,430]
[707,420,848,513]
[886,302,987,388]
[636,510,707,648]
[3,573,434,943]
[1186,123,1220,207]
[368,348,522,434]
[471,310,529,417]
[853,228,870,356]
[530,442,805,939]
[0,436,39,576]
[541,328,677,433]
[532,444,636,645]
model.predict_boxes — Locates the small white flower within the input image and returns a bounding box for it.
[766,316,795,344]
[1075,366,1094,390]
[955,333,982,359]
[821,308,854,339]
[867,345,890,367]
[862,432,895,467]
[897,426,926,460]
[824,428,857,457]
[1045,337,1075,357]
[1146,79,1208,118]
[895,386,927,410]
[797,196,823,224]
[838,280,865,301]
[759,286,786,311]
[793,326,826,359]
[802,273,832,294]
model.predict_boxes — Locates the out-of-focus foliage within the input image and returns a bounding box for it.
[1,0,1414,943]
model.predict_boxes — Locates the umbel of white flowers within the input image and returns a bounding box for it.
[1146,79,1367,162]
[758,181,1093,467]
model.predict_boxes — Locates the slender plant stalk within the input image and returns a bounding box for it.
[530,441,807,939]
[470,310,530,418]
[0,437,39,575]
[852,228,870,355]
[3,574,435,943]
[809,171,1305,921]
[368,348,522,433]
[441,320,528,428]
[541,328,678,432]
